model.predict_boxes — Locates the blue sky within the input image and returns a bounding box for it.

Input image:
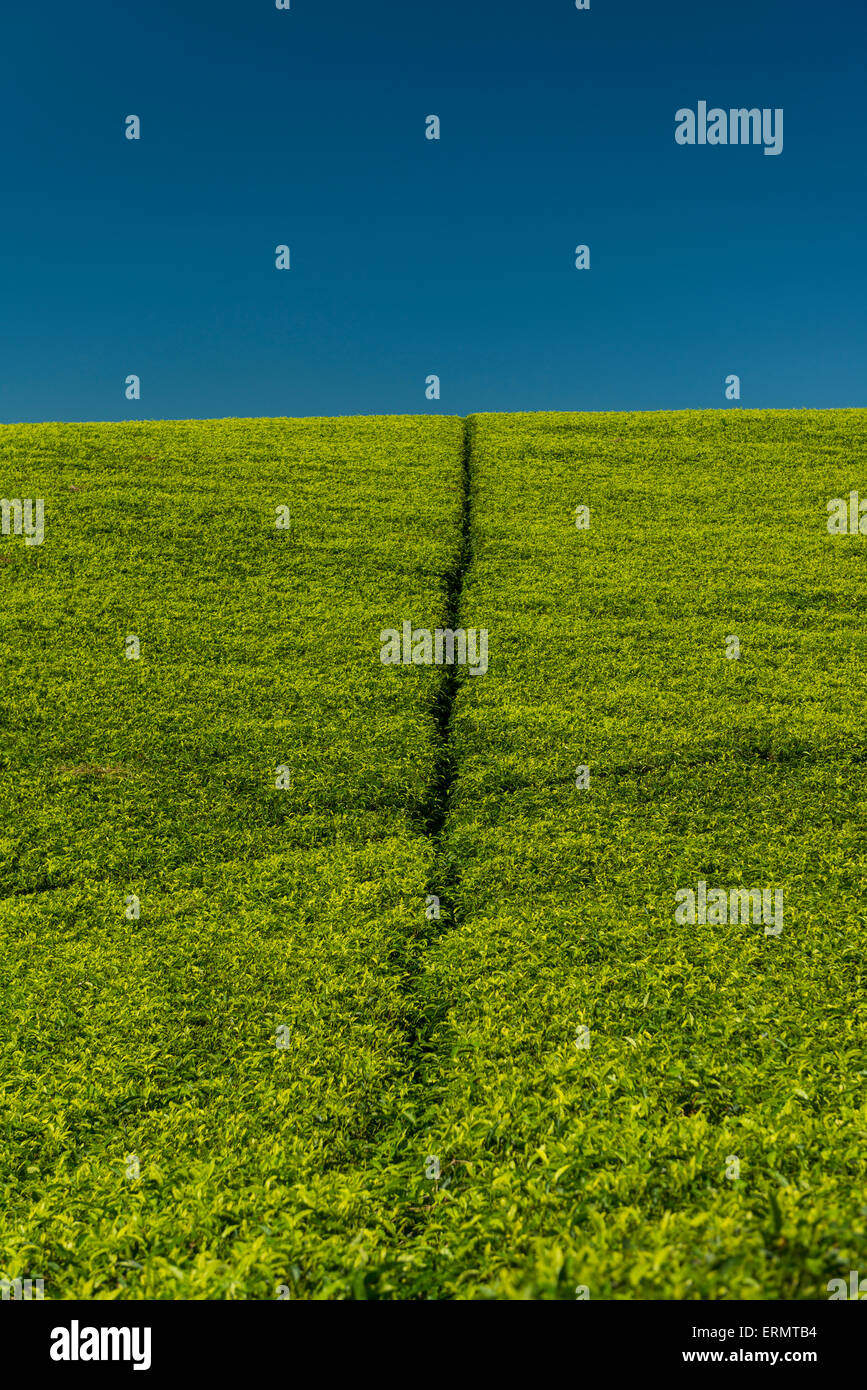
[2,0,865,421]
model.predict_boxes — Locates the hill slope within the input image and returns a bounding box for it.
[1,410,865,1299]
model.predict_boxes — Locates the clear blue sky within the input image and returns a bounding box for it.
[2,0,865,421]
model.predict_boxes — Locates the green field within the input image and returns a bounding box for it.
[1,410,866,1299]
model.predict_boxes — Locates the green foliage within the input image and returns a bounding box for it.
[2,409,865,1299]
[0,415,464,1298]
[409,410,867,1298]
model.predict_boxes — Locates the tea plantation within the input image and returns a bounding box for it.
[1,410,865,1299]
